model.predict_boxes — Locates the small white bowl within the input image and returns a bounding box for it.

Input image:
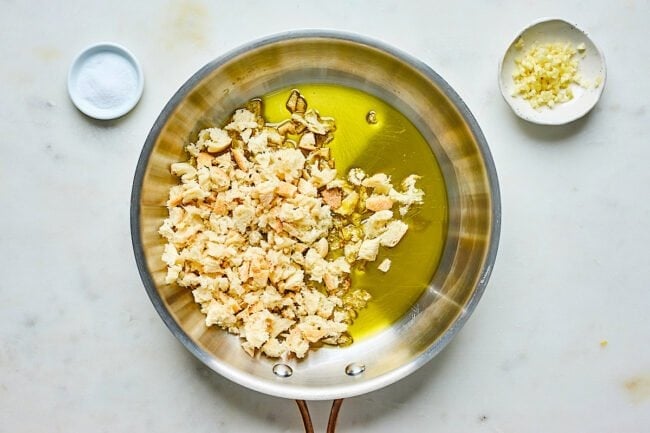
[68,43,144,120]
[499,18,606,125]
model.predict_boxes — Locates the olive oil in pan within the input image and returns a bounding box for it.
[262,83,448,340]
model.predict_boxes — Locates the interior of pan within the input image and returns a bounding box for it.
[131,31,500,400]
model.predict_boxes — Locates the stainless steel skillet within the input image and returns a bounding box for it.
[130,30,500,431]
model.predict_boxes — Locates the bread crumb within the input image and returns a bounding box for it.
[358,238,380,261]
[365,195,393,212]
[347,167,366,186]
[377,258,391,272]
[379,220,409,247]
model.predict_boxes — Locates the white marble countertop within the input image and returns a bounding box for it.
[2,1,649,432]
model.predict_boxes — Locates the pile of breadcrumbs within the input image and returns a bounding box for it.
[160,91,423,359]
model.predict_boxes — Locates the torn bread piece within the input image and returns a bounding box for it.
[377,258,392,273]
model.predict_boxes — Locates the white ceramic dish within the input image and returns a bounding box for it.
[67,43,144,120]
[499,18,606,125]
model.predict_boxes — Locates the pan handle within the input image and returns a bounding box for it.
[295,399,344,433]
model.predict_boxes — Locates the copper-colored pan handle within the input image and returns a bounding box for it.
[295,399,344,433]
[326,399,344,433]
[296,400,314,433]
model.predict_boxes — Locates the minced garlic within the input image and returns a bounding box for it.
[512,41,586,109]
[160,90,424,359]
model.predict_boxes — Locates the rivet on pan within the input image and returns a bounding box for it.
[345,363,365,376]
[272,363,293,378]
